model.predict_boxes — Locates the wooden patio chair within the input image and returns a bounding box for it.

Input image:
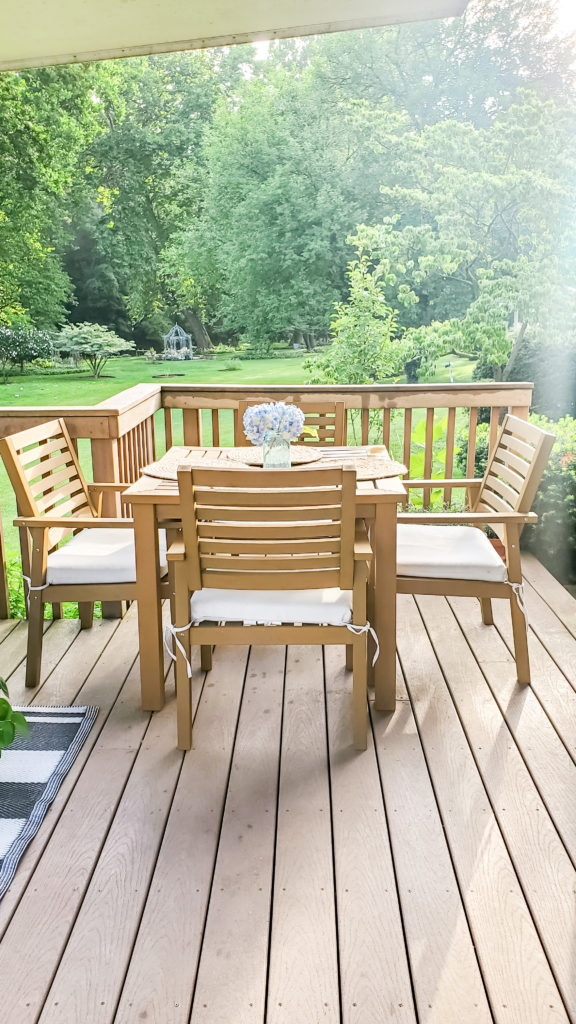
[0,417,169,689]
[235,399,346,446]
[166,465,373,751]
[396,414,555,683]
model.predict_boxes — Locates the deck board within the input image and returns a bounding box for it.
[0,556,575,1024]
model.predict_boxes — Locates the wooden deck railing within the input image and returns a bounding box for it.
[0,380,533,616]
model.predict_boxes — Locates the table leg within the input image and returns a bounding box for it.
[372,502,397,711]
[133,503,165,710]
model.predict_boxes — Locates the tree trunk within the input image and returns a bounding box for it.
[188,311,213,352]
[503,320,529,381]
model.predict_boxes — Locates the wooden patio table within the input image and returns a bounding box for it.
[122,446,407,712]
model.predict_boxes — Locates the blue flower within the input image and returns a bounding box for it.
[243,402,305,445]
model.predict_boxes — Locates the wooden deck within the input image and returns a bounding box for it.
[0,552,574,1024]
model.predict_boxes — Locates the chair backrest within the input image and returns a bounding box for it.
[235,399,346,446]
[177,465,356,592]
[473,414,555,519]
[0,418,96,549]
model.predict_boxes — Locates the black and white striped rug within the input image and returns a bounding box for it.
[0,705,98,900]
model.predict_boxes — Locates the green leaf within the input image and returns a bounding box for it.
[0,697,12,721]
[11,711,29,736]
[0,720,16,749]
[0,678,9,698]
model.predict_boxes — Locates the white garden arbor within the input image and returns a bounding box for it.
[163,324,195,361]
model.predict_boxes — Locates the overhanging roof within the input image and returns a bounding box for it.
[0,0,467,71]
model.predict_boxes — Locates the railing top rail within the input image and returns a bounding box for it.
[159,381,534,410]
[159,381,534,395]
[96,383,161,411]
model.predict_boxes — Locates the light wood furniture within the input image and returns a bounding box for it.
[396,415,555,682]
[235,399,346,446]
[0,381,533,617]
[0,417,168,688]
[122,446,406,713]
[168,465,373,750]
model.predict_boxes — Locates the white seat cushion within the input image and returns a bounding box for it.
[189,587,352,625]
[397,524,508,583]
[46,528,167,585]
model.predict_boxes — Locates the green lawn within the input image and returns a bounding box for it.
[0,352,477,563]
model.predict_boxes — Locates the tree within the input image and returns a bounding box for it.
[0,65,108,327]
[305,243,402,385]
[54,323,135,377]
[0,325,53,381]
[349,91,576,378]
[166,68,387,355]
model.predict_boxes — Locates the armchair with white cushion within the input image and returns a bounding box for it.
[166,464,373,751]
[396,414,555,683]
[0,417,168,689]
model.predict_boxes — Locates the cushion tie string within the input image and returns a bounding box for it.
[510,582,529,628]
[164,622,194,677]
[346,622,380,667]
[164,619,380,674]
[22,575,50,611]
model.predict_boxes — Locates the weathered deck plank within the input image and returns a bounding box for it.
[0,556,573,1024]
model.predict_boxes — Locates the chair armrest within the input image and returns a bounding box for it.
[397,511,537,525]
[14,516,134,530]
[402,478,482,489]
[167,541,186,561]
[354,522,373,561]
[88,482,130,494]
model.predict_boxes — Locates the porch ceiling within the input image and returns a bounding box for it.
[0,0,468,72]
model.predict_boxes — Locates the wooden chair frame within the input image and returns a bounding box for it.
[168,465,372,751]
[0,417,169,688]
[235,399,346,447]
[396,414,555,683]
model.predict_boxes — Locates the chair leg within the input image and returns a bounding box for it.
[510,595,530,684]
[200,645,213,672]
[345,644,353,671]
[352,637,368,751]
[25,596,44,688]
[480,598,494,625]
[51,602,62,620]
[78,602,94,629]
[176,651,193,751]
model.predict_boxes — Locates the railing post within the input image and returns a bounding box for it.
[90,437,121,516]
[0,506,9,618]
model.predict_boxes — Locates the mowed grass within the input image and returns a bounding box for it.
[0,352,477,559]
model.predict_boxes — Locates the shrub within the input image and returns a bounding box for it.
[54,323,135,378]
[0,325,53,380]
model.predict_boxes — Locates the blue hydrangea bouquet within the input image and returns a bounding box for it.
[243,401,306,468]
[243,402,305,445]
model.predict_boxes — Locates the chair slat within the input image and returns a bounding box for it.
[197,521,342,539]
[495,445,533,478]
[490,459,524,493]
[199,538,341,555]
[36,480,87,515]
[500,432,535,462]
[196,504,341,522]
[193,487,341,507]
[484,473,519,509]
[200,554,341,572]
[19,435,69,466]
[199,569,342,590]
[29,463,78,498]
[23,449,75,481]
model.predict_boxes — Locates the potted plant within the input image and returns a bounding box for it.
[0,679,28,756]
